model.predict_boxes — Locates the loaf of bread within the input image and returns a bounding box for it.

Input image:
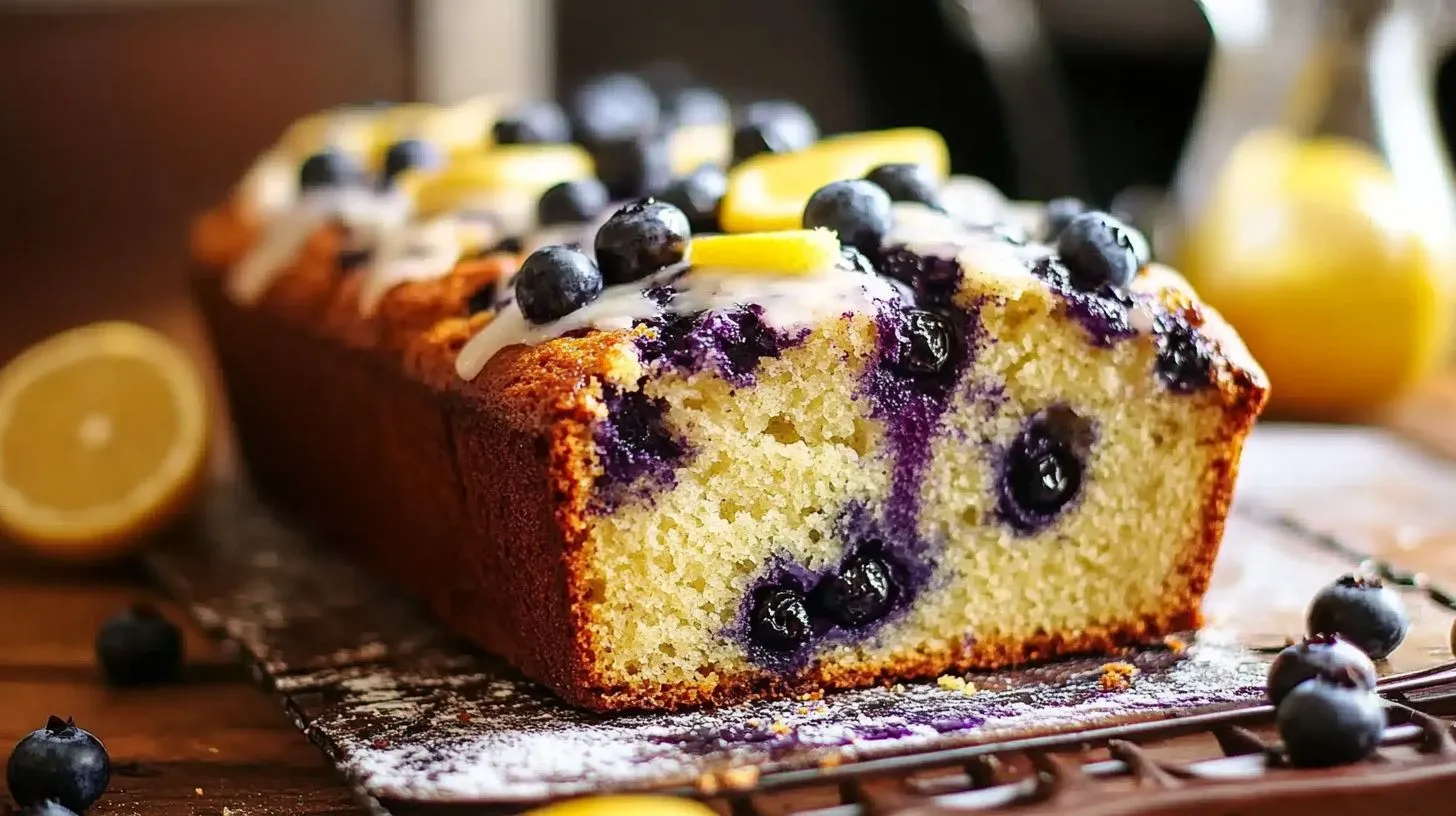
[191,94,1268,711]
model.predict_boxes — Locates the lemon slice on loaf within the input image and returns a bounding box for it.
[0,322,210,561]
[689,229,841,274]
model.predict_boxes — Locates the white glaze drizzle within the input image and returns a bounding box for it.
[454,261,899,381]
[357,214,497,314]
[227,188,411,304]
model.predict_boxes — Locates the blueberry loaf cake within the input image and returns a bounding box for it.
[191,89,1268,711]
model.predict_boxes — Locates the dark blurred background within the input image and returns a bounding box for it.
[2,0,1455,364]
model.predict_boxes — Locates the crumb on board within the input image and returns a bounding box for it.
[936,675,979,695]
[721,766,761,789]
[891,683,907,694]
[746,718,761,728]
[1163,635,1188,654]
[796,706,809,715]
[195,787,204,796]
[770,719,792,736]
[818,752,845,769]
[695,773,720,795]
[1099,662,1139,692]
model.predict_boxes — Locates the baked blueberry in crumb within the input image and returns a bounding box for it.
[537,179,610,227]
[1155,317,1215,392]
[593,387,687,510]
[95,604,183,686]
[1276,677,1385,768]
[803,180,892,255]
[864,163,943,209]
[594,199,691,285]
[514,246,603,323]
[812,554,895,627]
[1267,633,1378,705]
[380,138,442,184]
[750,586,812,653]
[658,165,727,233]
[1055,211,1140,291]
[997,407,1093,533]
[298,150,362,190]
[590,135,673,200]
[1043,197,1087,240]
[1307,574,1409,660]
[885,310,955,375]
[492,101,571,145]
[6,716,110,813]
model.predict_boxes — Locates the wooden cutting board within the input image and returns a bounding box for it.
[144,423,1456,811]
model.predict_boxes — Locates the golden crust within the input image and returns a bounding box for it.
[191,203,1269,712]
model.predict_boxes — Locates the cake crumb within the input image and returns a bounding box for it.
[721,766,760,789]
[1099,662,1139,691]
[195,788,205,797]
[695,773,720,795]
[796,706,809,715]
[814,703,829,714]
[457,711,473,723]
[818,752,844,769]
[770,719,792,735]
[892,683,907,694]
[936,675,978,695]
[746,718,762,728]
[1163,635,1188,654]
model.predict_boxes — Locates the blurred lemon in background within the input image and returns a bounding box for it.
[524,795,716,816]
[1178,130,1453,419]
[0,322,210,561]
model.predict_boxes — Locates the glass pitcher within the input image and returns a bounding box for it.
[1167,0,1456,420]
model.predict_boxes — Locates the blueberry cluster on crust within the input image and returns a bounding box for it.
[191,137,1272,709]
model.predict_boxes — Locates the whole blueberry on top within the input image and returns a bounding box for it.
[380,138,443,184]
[298,149,363,191]
[95,603,183,687]
[569,73,661,144]
[1267,633,1378,706]
[812,554,896,628]
[1042,196,1087,240]
[492,101,571,145]
[864,163,943,209]
[1307,574,1409,660]
[514,246,603,324]
[838,245,877,276]
[735,100,818,159]
[1054,211,1141,291]
[749,585,812,653]
[886,309,955,375]
[802,180,893,256]
[1275,677,1385,768]
[590,136,674,200]
[594,199,691,285]
[657,165,728,233]
[536,178,610,227]
[6,716,111,813]
[661,86,730,127]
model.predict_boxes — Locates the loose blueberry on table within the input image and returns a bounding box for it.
[537,179,611,228]
[514,246,604,324]
[6,716,110,813]
[749,585,812,653]
[569,73,661,144]
[1306,573,1409,660]
[380,138,442,184]
[594,199,692,286]
[802,179,893,256]
[1275,676,1386,768]
[1266,633,1377,706]
[864,163,943,210]
[297,149,363,191]
[731,101,818,164]
[1055,211,1141,291]
[658,165,728,234]
[95,603,184,687]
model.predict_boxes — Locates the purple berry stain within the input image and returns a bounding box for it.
[635,305,808,389]
[591,386,688,512]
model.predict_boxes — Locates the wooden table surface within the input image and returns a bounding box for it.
[0,551,366,816]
